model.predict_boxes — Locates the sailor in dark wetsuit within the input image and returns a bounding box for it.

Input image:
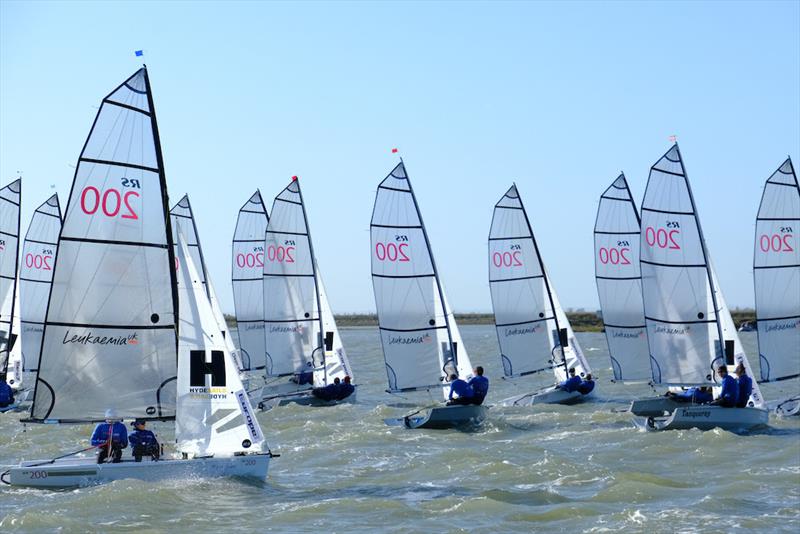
[312,377,341,401]
[129,419,160,462]
[446,374,474,406]
[336,375,355,400]
[577,373,595,395]
[710,365,738,408]
[557,367,581,392]
[734,363,753,408]
[0,374,14,408]
[666,387,713,404]
[467,366,489,405]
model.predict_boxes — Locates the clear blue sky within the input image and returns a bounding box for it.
[1,1,798,314]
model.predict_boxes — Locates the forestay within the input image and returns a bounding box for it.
[170,195,240,369]
[262,178,321,378]
[20,195,62,373]
[754,158,800,382]
[29,68,179,422]
[232,191,269,372]
[640,144,765,408]
[593,175,651,382]
[0,179,21,365]
[175,231,264,456]
[489,185,590,382]
[370,162,472,398]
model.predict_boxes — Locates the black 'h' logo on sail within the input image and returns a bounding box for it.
[190,350,226,387]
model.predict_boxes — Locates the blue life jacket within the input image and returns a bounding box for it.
[337,383,355,400]
[0,380,13,405]
[577,379,595,395]
[91,422,128,448]
[468,376,489,400]
[449,379,474,400]
[129,428,159,449]
[694,389,713,404]
[719,375,738,406]
[736,375,753,407]
[559,375,581,392]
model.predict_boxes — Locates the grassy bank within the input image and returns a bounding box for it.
[226,309,757,332]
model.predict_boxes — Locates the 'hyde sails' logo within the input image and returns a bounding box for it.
[62,330,139,346]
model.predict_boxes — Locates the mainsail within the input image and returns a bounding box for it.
[263,177,351,385]
[489,185,590,383]
[20,194,62,373]
[175,230,264,456]
[370,162,473,398]
[232,191,269,371]
[170,195,239,367]
[640,144,765,408]
[593,174,651,382]
[28,67,179,422]
[0,179,21,367]
[754,158,800,381]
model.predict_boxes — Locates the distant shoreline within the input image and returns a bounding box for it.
[225,310,758,332]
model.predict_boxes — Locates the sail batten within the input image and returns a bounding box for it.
[753,157,800,382]
[232,191,269,372]
[370,162,472,399]
[29,68,179,422]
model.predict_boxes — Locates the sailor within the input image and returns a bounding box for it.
[734,363,753,408]
[291,368,314,386]
[577,373,595,395]
[91,409,128,464]
[710,365,738,408]
[666,386,712,404]
[467,366,489,405]
[0,374,14,408]
[557,367,581,392]
[336,375,355,401]
[311,377,341,401]
[446,374,474,406]
[128,419,160,462]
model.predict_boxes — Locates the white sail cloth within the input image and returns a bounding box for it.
[489,185,590,383]
[232,191,269,372]
[640,144,765,408]
[175,231,264,456]
[30,68,178,422]
[20,194,62,373]
[754,158,800,382]
[370,162,472,398]
[0,179,21,363]
[170,195,240,369]
[593,175,651,382]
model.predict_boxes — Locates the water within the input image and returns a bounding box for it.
[1,327,799,532]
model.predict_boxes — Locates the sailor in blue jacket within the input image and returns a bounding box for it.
[91,409,128,463]
[312,377,341,401]
[129,419,160,462]
[711,365,738,408]
[577,373,595,395]
[734,363,753,408]
[667,386,713,404]
[447,374,474,406]
[0,375,14,408]
[336,375,355,401]
[557,367,582,392]
[467,366,489,405]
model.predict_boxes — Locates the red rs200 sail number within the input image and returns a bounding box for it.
[375,237,410,262]
[759,230,794,253]
[645,223,681,250]
[80,179,140,220]
[25,253,53,271]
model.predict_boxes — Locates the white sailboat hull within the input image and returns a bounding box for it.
[402,404,487,429]
[5,453,271,489]
[501,385,593,406]
[645,406,769,432]
[259,387,357,410]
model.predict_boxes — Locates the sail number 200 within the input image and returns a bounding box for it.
[375,235,410,262]
[645,222,681,250]
[759,228,794,253]
[80,181,140,220]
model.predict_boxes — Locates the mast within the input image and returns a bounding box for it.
[143,65,180,352]
[292,177,327,384]
[401,159,457,372]
[514,184,568,374]
[673,144,727,369]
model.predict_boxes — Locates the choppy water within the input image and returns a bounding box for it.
[1,327,799,533]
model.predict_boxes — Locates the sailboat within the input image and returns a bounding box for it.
[232,191,269,372]
[6,67,273,488]
[489,185,593,406]
[638,144,768,431]
[170,195,241,370]
[258,177,355,409]
[752,158,800,417]
[594,175,651,384]
[0,178,21,401]
[371,161,484,429]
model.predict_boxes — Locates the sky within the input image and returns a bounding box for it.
[1,0,798,315]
